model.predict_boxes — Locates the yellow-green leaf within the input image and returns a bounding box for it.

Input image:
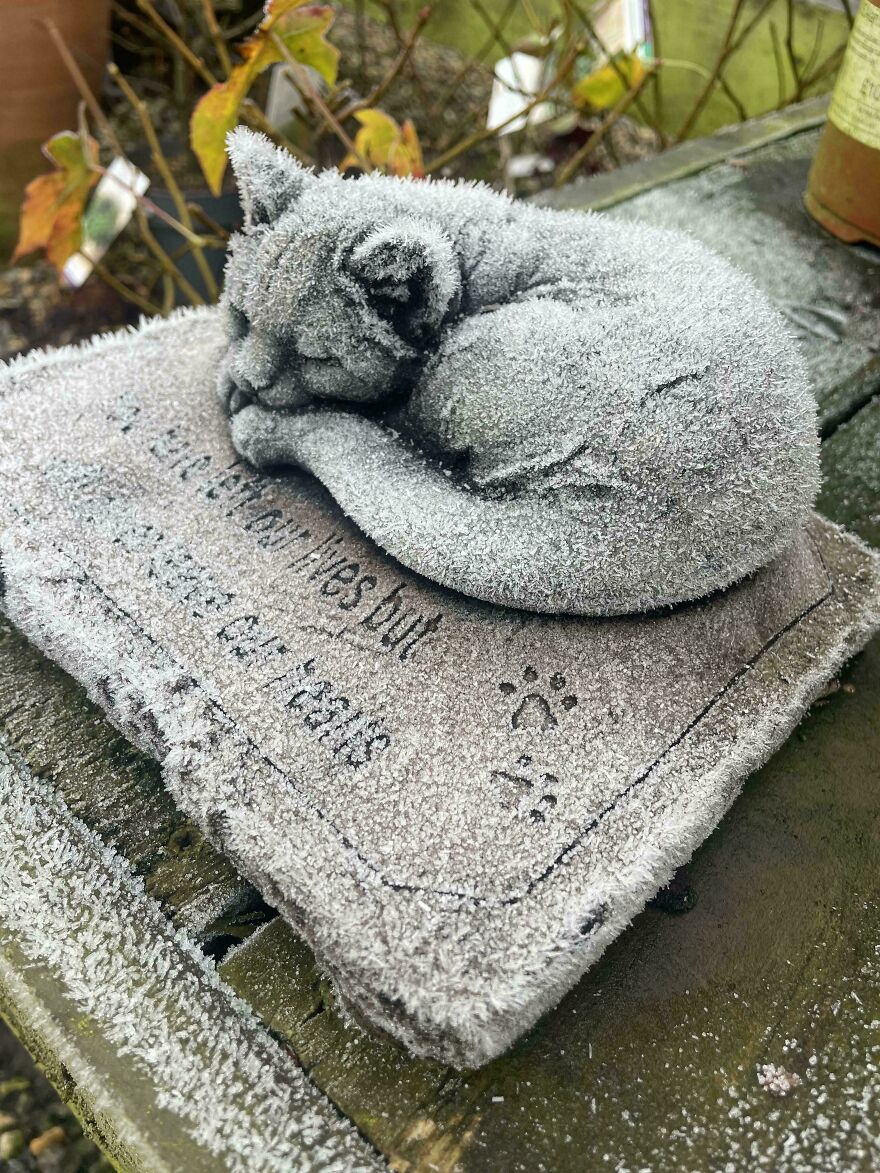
[13,131,99,270]
[341,109,425,178]
[190,0,339,195]
[571,52,648,112]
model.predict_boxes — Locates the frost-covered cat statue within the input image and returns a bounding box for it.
[220,128,819,615]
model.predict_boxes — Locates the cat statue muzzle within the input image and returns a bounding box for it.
[219,127,819,616]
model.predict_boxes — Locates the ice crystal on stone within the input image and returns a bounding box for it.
[1,309,877,1069]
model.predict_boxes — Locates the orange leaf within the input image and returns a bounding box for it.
[342,110,424,178]
[191,1,339,195]
[13,131,99,270]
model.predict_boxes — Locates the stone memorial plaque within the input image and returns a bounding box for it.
[2,309,878,1066]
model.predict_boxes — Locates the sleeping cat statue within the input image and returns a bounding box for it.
[220,128,820,615]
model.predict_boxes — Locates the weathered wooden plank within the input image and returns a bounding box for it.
[218,395,880,1172]
[219,920,466,1172]
[0,618,259,942]
[533,96,829,212]
[220,648,880,1173]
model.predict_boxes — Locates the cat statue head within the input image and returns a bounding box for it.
[218,128,462,417]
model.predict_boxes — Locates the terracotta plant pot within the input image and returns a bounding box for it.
[805,0,880,248]
[0,0,110,258]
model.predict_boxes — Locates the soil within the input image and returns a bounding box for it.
[0,264,136,365]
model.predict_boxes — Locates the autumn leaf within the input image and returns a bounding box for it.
[571,52,648,112]
[191,0,339,196]
[13,131,100,270]
[341,110,425,179]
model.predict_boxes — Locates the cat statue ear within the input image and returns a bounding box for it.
[349,219,462,344]
[226,127,308,228]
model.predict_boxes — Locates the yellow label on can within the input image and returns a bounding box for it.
[829,0,880,151]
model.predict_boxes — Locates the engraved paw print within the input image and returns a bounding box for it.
[491,755,559,823]
[499,667,577,730]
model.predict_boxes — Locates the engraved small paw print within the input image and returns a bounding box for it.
[499,667,577,730]
[492,755,559,823]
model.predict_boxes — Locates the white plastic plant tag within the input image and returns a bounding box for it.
[486,53,554,134]
[592,0,652,55]
[62,157,149,289]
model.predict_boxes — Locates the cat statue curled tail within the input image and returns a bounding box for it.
[220,127,819,616]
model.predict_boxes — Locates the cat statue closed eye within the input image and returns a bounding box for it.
[220,128,819,616]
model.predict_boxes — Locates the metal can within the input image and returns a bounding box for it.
[805,0,880,248]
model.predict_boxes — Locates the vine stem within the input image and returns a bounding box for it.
[269,32,370,171]
[135,0,218,87]
[94,262,164,317]
[674,0,774,142]
[199,0,232,76]
[109,63,219,302]
[426,43,579,175]
[335,5,432,123]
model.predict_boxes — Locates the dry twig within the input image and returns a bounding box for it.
[44,17,205,309]
[674,0,774,141]
[336,5,433,122]
[270,31,369,171]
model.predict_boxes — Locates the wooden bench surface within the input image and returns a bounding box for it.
[2,100,879,1172]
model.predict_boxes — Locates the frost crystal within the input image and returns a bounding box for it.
[758,1063,803,1097]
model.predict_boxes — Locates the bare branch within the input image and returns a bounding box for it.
[109,63,219,301]
[43,19,126,156]
[337,5,432,122]
[569,0,668,144]
[199,0,232,77]
[769,21,788,107]
[269,32,370,171]
[374,0,432,103]
[674,0,773,141]
[94,261,165,317]
[41,17,205,306]
[134,0,218,88]
[429,0,518,120]
[426,42,580,175]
